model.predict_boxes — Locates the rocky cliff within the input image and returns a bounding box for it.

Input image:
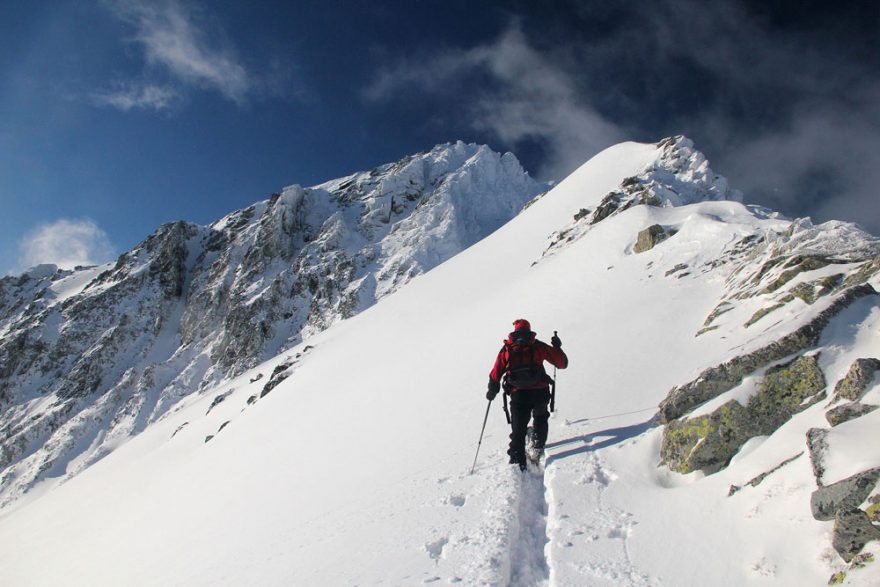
[0,142,544,506]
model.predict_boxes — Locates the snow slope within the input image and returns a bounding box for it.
[0,141,544,509]
[1,139,878,586]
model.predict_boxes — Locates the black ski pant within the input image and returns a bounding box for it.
[507,388,551,467]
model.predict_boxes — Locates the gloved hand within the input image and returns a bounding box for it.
[487,379,500,401]
[551,333,562,348]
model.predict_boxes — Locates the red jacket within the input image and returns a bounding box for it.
[490,335,568,390]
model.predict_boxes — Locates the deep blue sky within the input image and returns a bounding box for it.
[2,1,878,274]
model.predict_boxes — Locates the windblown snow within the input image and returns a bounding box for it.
[1,138,878,586]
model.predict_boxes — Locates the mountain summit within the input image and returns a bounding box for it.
[1,137,878,586]
[0,141,543,507]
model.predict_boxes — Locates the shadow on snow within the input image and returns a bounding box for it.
[545,418,658,465]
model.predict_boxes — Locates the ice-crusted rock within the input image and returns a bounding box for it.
[0,142,544,506]
[808,427,831,484]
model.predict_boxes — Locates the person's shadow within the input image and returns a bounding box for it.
[545,417,658,465]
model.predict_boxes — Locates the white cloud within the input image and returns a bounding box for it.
[92,82,180,112]
[18,219,115,271]
[365,25,625,180]
[101,0,251,105]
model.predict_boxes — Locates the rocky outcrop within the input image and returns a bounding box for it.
[832,509,880,563]
[809,452,880,563]
[633,224,674,253]
[826,402,879,427]
[661,354,826,474]
[811,468,880,521]
[542,135,741,259]
[658,284,878,423]
[0,142,544,507]
[833,358,880,402]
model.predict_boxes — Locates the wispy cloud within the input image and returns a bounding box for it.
[366,4,880,233]
[631,0,880,232]
[91,82,180,112]
[99,0,251,106]
[365,25,625,180]
[17,219,115,271]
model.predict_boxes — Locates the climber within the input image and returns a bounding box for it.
[486,319,568,470]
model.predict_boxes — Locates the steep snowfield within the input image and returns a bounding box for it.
[0,141,544,509]
[1,140,878,586]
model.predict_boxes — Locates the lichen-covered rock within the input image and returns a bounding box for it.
[634,224,672,253]
[811,468,880,521]
[826,402,879,427]
[867,496,880,522]
[763,255,834,294]
[744,303,786,327]
[661,400,753,474]
[658,284,877,423]
[844,255,880,288]
[661,355,825,474]
[750,354,827,426]
[833,358,880,402]
[832,509,880,562]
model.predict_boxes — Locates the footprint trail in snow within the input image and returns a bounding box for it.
[545,449,661,586]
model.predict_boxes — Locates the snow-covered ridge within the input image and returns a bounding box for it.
[541,135,742,259]
[1,136,879,586]
[0,142,543,507]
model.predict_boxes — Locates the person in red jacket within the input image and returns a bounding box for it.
[487,319,568,470]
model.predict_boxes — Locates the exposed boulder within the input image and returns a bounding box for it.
[750,354,827,426]
[811,468,880,521]
[662,400,752,474]
[832,509,880,562]
[661,354,826,474]
[634,224,673,253]
[825,402,879,427]
[833,358,880,402]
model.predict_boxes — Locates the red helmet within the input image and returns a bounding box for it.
[512,318,531,332]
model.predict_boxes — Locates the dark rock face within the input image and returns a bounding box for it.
[832,509,880,562]
[811,468,880,521]
[826,402,879,427]
[658,285,878,424]
[833,358,880,402]
[661,355,826,474]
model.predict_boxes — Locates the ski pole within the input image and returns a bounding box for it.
[550,330,558,413]
[470,399,493,475]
